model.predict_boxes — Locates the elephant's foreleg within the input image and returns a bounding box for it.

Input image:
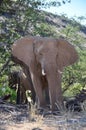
[47,72,64,111]
[43,85,50,105]
[31,73,47,108]
[41,75,50,104]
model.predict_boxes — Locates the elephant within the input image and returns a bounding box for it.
[11,36,78,111]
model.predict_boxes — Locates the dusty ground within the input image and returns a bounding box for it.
[0,102,86,130]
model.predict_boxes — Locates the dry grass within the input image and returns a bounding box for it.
[27,102,86,130]
[29,103,44,127]
[0,101,86,130]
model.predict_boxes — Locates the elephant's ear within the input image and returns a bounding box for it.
[56,39,78,69]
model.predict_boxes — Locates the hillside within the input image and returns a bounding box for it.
[45,12,86,37]
[0,10,86,48]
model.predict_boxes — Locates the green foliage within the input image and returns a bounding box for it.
[64,83,82,97]
[61,24,80,38]
[33,23,56,36]
[61,22,86,96]
[0,0,70,12]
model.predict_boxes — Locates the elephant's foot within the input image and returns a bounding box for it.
[36,104,50,115]
[36,107,62,116]
[37,107,51,116]
[51,100,65,111]
[36,105,61,116]
[35,102,65,116]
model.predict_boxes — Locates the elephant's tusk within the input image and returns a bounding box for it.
[42,69,46,76]
[58,70,63,74]
[31,72,34,81]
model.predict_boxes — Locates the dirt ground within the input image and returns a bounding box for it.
[0,102,86,130]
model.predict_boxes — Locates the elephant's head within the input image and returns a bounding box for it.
[34,38,78,75]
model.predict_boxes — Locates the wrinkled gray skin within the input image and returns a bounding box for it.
[11,36,78,111]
